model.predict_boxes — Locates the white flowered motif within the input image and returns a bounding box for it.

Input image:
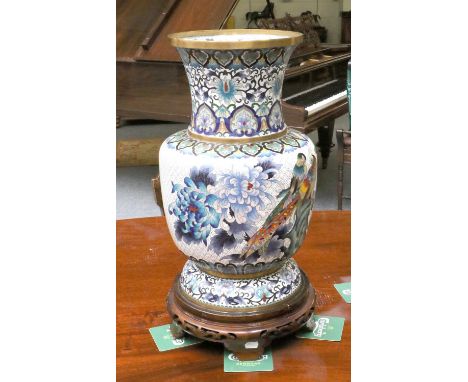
[268,102,283,130]
[159,45,318,273]
[208,72,247,107]
[195,104,216,133]
[181,48,291,137]
[213,161,279,224]
[229,106,258,136]
[180,259,302,308]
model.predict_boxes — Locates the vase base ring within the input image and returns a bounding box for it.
[166,269,315,361]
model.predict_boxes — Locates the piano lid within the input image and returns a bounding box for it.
[117,0,240,63]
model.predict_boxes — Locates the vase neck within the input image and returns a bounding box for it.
[177,46,295,141]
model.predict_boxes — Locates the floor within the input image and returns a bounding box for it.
[116,114,351,220]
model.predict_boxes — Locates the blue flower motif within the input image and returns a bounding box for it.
[213,161,279,224]
[169,176,221,245]
[209,73,246,107]
[216,77,236,103]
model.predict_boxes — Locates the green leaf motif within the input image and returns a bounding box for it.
[240,144,263,157]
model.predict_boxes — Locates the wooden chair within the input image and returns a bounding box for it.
[336,130,351,209]
[336,62,351,210]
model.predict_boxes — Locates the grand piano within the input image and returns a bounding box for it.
[117,0,350,168]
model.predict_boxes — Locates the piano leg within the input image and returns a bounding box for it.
[316,121,335,169]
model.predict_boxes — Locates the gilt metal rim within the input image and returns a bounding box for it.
[168,29,303,49]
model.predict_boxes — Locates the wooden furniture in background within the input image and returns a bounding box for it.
[117,0,239,125]
[259,13,350,169]
[258,12,322,48]
[336,61,351,210]
[117,1,350,169]
[117,211,351,381]
[341,11,351,44]
[116,138,164,167]
[336,130,351,210]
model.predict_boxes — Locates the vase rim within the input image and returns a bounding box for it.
[168,29,303,50]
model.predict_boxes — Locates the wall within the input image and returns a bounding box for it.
[343,0,351,12]
[230,0,351,44]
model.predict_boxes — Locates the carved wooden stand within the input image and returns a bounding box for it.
[167,270,316,361]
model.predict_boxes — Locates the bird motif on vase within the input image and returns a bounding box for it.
[241,153,316,259]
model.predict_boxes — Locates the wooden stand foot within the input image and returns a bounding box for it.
[170,319,185,339]
[305,311,316,331]
[225,339,270,361]
[167,269,315,359]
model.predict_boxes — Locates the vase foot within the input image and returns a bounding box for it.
[305,311,316,331]
[224,339,270,361]
[166,268,315,359]
[170,319,185,339]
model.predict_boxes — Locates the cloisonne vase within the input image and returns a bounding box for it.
[159,30,317,359]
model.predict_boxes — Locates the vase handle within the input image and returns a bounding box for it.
[152,175,164,215]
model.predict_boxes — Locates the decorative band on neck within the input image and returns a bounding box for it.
[188,128,288,144]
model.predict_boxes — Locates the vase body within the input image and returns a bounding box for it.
[159,30,316,311]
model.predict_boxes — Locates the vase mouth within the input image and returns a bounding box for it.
[168,29,303,50]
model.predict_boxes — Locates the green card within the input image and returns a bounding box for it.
[296,315,345,341]
[148,324,204,351]
[334,281,351,303]
[224,348,274,373]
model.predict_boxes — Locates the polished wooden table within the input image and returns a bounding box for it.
[117,211,351,381]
